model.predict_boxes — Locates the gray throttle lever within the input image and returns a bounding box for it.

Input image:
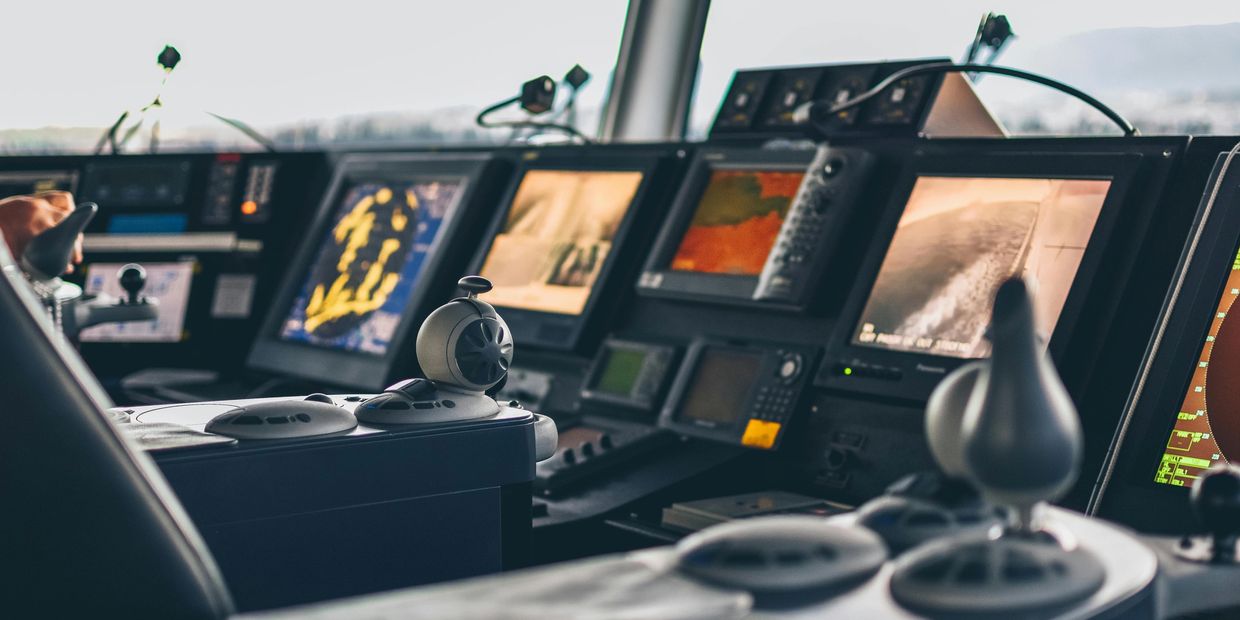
[21,202,97,281]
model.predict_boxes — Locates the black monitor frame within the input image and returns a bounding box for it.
[636,147,816,308]
[467,151,665,352]
[1091,153,1240,531]
[248,152,493,390]
[816,150,1142,403]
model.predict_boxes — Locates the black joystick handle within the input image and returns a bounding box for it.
[118,264,147,305]
[458,275,492,299]
[1191,464,1240,562]
[21,202,97,280]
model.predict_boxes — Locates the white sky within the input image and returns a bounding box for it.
[4,1,1240,132]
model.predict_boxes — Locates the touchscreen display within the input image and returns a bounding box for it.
[852,176,1110,359]
[478,170,644,316]
[1154,247,1240,487]
[670,169,804,275]
[279,179,463,355]
[79,262,194,343]
[677,348,763,426]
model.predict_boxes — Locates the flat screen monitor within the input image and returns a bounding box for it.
[1090,152,1240,531]
[248,153,495,390]
[78,261,194,343]
[851,176,1110,359]
[470,153,662,351]
[818,151,1139,402]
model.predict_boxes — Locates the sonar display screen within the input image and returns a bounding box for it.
[479,169,644,316]
[280,179,463,355]
[670,169,805,275]
[852,176,1110,359]
[1154,247,1240,487]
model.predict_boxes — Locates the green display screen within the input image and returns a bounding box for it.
[593,348,647,396]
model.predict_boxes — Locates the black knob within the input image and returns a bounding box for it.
[118,264,147,304]
[581,442,596,458]
[458,275,493,298]
[599,434,614,450]
[561,448,577,465]
[1192,464,1240,561]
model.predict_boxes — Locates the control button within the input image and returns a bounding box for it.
[379,400,411,410]
[304,393,333,404]
[600,434,614,450]
[562,448,577,465]
[412,401,436,410]
[442,399,456,408]
[777,353,804,384]
[821,158,844,177]
[344,395,363,402]
[387,378,436,399]
[581,443,596,458]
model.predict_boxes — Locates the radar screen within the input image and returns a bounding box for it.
[1154,247,1240,487]
[79,262,194,343]
[670,169,805,276]
[853,176,1110,359]
[479,170,643,316]
[279,179,463,355]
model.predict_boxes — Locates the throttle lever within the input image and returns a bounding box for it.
[21,202,97,281]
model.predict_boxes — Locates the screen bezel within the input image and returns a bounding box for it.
[816,151,1142,402]
[467,152,663,352]
[580,338,676,411]
[1091,153,1240,531]
[637,147,816,306]
[247,153,489,390]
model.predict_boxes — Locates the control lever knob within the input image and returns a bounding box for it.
[458,275,493,298]
[1191,464,1240,561]
[21,202,97,281]
[118,263,147,305]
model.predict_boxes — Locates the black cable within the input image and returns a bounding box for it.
[801,62,1138,137]
[476,94,594,144]
[206,112,278,153]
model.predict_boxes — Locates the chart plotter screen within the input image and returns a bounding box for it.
[678,347,763,426]
[279,179,463,355]
[478,170,644,316]
[1154,247,1240,487]
[670,169,804,276]
[852,176,1110,359]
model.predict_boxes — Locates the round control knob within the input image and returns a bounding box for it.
[458,275,493,298]
[581,442,596,458]
[777,353,803,384]
[119,263,147,304]
[599,434,614,450]
[1192,464,1240,561]
[561,447,577,465]
[821,158,844,177]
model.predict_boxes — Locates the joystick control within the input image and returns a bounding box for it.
[1177,464,1240,563]
[118,263,147,305]
[889,278,1106,616]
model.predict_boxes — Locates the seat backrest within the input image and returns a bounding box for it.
[0,243,234,619]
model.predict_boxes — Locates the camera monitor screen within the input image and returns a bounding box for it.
[1153,246,1240,487]
[677,347,764,427]
[478,169,644,316]
[79,261,194,343]
[852,176,1110,359]
[279,179,463,355]
[669,169,805,276]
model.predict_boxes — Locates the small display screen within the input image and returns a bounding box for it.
[670,169,804,275]
[0,170,78,196]
[1153,246,1240,487]
[82,161,190,208]
[852,176,1110,359]
[592,347,648,397]
[279,178,463,355]
[678,347,763,426]
[479,169,644,316]
[79,262,194,343]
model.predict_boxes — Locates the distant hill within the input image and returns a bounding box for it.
[1002,22,1240,93]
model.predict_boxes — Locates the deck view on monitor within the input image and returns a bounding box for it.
[670,169,804,275]
[852,176,1110,359]
[280,179,462,354]
[479,169,643,316]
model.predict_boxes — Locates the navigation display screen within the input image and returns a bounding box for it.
[1154,247,1240,487]
[670,169,804,275]
[79,262,194,343]
[677,347,763,426]
[592,347,647,397]
[852,176,1110,359]
[478,169,644,316]
[279,179,463,355]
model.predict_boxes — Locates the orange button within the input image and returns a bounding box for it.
[741,419,781,450]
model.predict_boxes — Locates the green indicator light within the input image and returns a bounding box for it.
[843,367,853,376]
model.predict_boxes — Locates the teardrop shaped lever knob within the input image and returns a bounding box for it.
[458,275,492,298]
[1191,464,1240,561]
[22,202,97,281]
[960,278,1082,530]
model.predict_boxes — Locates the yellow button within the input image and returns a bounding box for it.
[741,419,782,450]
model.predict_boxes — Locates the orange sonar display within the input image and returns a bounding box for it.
[1155,247,1240,487]
[671,169,804,275]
